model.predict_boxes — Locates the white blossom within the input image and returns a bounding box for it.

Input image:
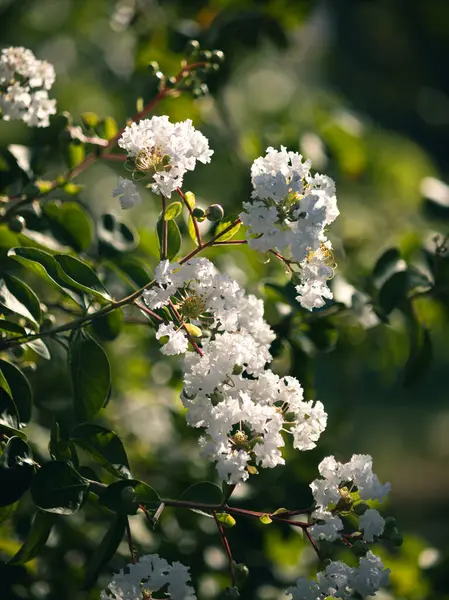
[309,453,390,543]
[144,258,327,482]
[100,554,196,600]
[112,177,141,210]
[359,508,386,542]
[0,47,56,127]
[118,116,213,197]
[240,146,339,311]
[286,552,390,599]
[156,323,189,356]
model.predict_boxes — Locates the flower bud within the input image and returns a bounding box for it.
[8,215,25,233]
[211,50,225,64]
[211,390,225,406]
[192,206,205,220]
[185,40,200,56]
[148,61,160,74]
[184,323,202,338]
[206,204,224,222]
[232,364,243,375]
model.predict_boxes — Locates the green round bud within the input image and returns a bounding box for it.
[199,50,212,61]
[232,364,243,376]
[192,207,205,220]
[42,315,56,330]
[185,40,200,56]
[8,215,25,233]
[210,390,225,406]
[206,204,224,222]
[148,61,160,74]
[211,50,225,64]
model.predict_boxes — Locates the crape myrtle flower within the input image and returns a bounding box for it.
[118,116,213,197]
[0,46,56,127]
[240,146,339,311]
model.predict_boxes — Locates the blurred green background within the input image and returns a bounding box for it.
[1,0,449,598]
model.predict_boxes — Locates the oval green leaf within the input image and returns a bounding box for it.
[31,461,88,514]
[69,330,111,423]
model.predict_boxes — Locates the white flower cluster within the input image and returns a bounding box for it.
[113,176,141,210]
[100,554,196,600]
[240,146,339,311]
[144,258,327,483]
[310,454,390,542]
[118,116,213,197]
[286,551,390,599]
[0,47,56,127]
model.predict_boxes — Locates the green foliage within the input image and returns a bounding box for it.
[69,330,111,422]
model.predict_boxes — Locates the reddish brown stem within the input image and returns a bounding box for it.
[214,511,236,588]
[161,195,168,260]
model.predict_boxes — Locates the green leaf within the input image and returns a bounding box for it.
[83,515,127,588]
[215,512,236,528]
[259,514,272,525]
[0,278,39,327]
[65,141,85,169]
[54,254,111,301]
[110,256,151,288]
[25,338,51,360]
[157,216,181,260]
[49,421,72,462]
[43,201,94,252]
[0,437,34,507]
[188,216,200,246]
[99,479,160,515]
[404,327,433,387]
[31,461,88,514]
[69,330,111,423]
[378,270,409,314]
[91,309,124,341]
[164,201,183,220]
[8,511,57,564]
[180,481,223,505]
[0,360,32,423]
[134,482,160,507]
[8,247,81,303]
[0,320,26,336]
[214,215,241,242]
[2,275,41,325]
[70,424,132,479]
[372,248,403,288]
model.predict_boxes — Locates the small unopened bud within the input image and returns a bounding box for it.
[232,364,243,376]
[185,40,200,56]
[192,207,205,220]
[210,390,225,406]
[206,204,224,222]
[8,215,25,233]
[184,323,202,338]
[211,50,225,64]
[148,61,160,74]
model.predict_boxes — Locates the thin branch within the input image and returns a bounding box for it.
[0,217,243,351]
[134,301,165,322]
[213,511,236,588]
[125,517,136,564]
